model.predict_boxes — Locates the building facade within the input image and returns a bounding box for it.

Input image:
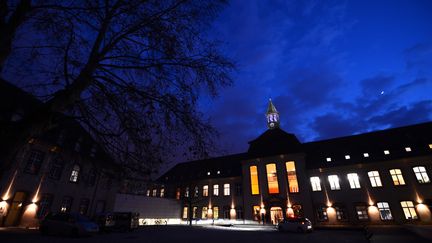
[0,81,119,227]
[154,100,432,226]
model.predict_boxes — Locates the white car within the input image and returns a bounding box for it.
[277,217,313,233]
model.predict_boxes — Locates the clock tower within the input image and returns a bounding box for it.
[266,99,280,129]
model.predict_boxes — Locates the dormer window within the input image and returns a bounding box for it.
[405,147,411,152]
[345,155,351,160]
[326,157,332,162]
[207,171,211,176]
[363,153,369,158]
[384,150,390,155]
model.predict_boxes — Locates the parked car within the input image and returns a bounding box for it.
[96,212,139,232]
[40,212,99,237]
[277,217,313,233]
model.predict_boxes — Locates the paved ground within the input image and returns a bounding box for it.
[0,225,428,243]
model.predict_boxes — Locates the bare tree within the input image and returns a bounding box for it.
[0,0,233,176]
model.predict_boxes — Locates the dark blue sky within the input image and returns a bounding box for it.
[201,0,432,155]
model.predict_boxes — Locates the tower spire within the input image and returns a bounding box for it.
[266,98,280,129]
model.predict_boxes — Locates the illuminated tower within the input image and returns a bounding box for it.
[266,99,279,129]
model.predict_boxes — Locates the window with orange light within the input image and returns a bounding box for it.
[266,163,279,194]
[285,161,299,193]
[249,166,260,195]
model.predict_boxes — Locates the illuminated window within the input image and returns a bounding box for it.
[316,205,328,221]
[429,144,432,149]
[355,205,369,220]
[24,150,45,174]
[266,163,279,194]
[363,153,369,158]
[326,157,332,162]
[160,188,165,197]
[202,207,208,219]
[60,196,73,213]
[203,185,208,197]
[310,177,321,191]
[400,201,418,220]
[146,189,150,197]
[328,175,340,190]
[377,202,393,220]
[250,166,260,195]
[286,161,299,193]
[405,147,412,152]
[207,171,210,176]
[213,207,219,219]
[389,169,405,185]
[69,164,80,182]
[223,183,230,196]
[213,184,219,196]
[345,155,350,160]
[335,204,348,221]
[413,166,430,184]
[192,207,197,218]
[185,187,189,197]
[194,186,199,197]
[347,173,361,189]
[384,150,390,155]
[368,171,382,187]
[152,189,157,197]
[217,170,220,174]
[253,206,261,221]
[176,188,181,200]
[182,207,188,219]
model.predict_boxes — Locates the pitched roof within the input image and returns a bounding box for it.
[248,128,303,157]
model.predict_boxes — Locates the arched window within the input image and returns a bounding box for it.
[69,164,81,182]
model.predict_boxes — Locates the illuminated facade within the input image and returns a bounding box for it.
[156,100,432,226]
[0,81,119,227]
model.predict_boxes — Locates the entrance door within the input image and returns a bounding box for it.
[4,192,27,226]
[270,207,283,225]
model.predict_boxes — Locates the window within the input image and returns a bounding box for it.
[78,198,89,215]
[213,184,219,196]
[377,202,393,220]
[60,196,73,213]
[192,207,197,218]
[235,183,242,196]
[202,207,208,219]
[152,189,157,197]
[310,177,321,191]
[347,173,361,189]
[368,171,382,187]
[328,175,340,190]
[69,164,80,182]
[182,207,188,219]
[48,158,64,180]
[236,206,243,219]
[36,194,53,219]
[429,144,432,149]
[355,205,369,221]
[345,155,350,160]
[202,185,208,197]
[316,205,328,221]
[363,153,369,158]
[184,187,189,197]
[223,183,230,196]
[292,204,304,218]
[176,188,181,200]
[389,169,405,185]
[223,206,230,219]
[146,189,150,197]
[413,166,430,183]
[194,186,199,197]
[249,166,260,195]
[384,150,390,155]
[24,150,45,174]
[335,204,348,221]
[87,169,97,186]
[286,161,299,193]
[160,188,165,197]
[213,207,219,219]
[326,157,332,162]
[266,163,279,194]
[405,147,412,152]
[253,206,261,221]
[400,201,418,220]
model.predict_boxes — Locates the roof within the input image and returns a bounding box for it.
[304,121,432,169]
[266,99,278,114]
[247,128,303,157]
[158,153,250,184]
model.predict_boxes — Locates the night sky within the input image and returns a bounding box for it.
[200,0,432,156]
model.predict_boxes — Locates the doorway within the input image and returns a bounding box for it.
[4,192,27,226]
[270,207,283,225]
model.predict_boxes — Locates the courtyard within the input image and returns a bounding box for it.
[0,225,429,243]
